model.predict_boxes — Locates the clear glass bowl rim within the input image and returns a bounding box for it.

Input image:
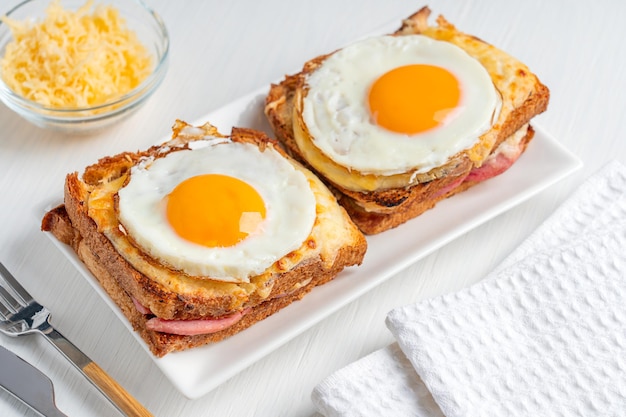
[0,0,170,119]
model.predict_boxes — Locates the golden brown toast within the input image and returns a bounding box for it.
[265,6,549,234]
[42,121,367,356]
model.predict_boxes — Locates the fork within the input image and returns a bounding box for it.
[0,262,153,417]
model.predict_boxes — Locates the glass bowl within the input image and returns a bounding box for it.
[0,0,169,133]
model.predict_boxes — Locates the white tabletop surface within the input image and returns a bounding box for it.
[0,0,624,416]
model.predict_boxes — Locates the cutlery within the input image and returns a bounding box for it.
[0,344,67,417]
[0,262,153,417]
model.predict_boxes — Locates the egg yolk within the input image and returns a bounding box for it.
[368,64,461,134]
[165,174,266,248]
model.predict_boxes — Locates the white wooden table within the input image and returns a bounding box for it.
[1,0,624,415]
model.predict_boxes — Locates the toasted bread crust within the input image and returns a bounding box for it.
[43,205,364,356]
[338,126,535,234]
[42,123,367,356]
[264,7,549,234]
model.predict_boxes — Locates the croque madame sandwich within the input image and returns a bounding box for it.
[42,121,367,357]
[265,6,550,234]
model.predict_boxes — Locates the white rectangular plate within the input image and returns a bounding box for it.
[47,87,582,399]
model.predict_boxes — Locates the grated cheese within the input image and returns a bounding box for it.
[0,0,153,109]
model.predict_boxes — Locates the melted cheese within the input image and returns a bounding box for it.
[0,0,152,109]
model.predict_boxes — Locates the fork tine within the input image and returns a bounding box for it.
[1,279,28,310]
[0,262,33,304]
[0,289,12,318]
[0,285,22,315]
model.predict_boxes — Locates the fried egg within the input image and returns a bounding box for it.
[300,34,501,176]
[117,138,317,283]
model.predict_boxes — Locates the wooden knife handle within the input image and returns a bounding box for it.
[82,361,154,417]
[44,328,153,417]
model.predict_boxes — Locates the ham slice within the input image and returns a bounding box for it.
[465,125,528,184]
[133,292,249,336]
[465,147,521,183]
[433,172,470,199]
[145,309,248,336]
[132,297,152,315]
[432,125,529,199]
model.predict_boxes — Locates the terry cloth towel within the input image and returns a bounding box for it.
[312,161,626,417]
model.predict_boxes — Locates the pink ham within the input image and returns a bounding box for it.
[432,172,470,199]
[145,309,248,336]
[431,127,528,201]
[464,135,526,184]
[132,297,152,315]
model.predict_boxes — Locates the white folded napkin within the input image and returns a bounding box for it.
[312,161,626,417]
[312,343,444,417]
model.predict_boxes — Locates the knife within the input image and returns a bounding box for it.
[0,345,67,417]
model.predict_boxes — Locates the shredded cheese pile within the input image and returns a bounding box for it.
[0,0,153,109]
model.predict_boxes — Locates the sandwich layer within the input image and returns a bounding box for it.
[337,124,534,234]
[297,34,503,178]
[42,121,367,356]
[265,6,549,234]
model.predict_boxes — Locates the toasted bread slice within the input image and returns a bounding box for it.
[42,121,367,356]
[265,7,549,234]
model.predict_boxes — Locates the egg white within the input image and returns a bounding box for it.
[301,34,501,176]
[117,139,317,283]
